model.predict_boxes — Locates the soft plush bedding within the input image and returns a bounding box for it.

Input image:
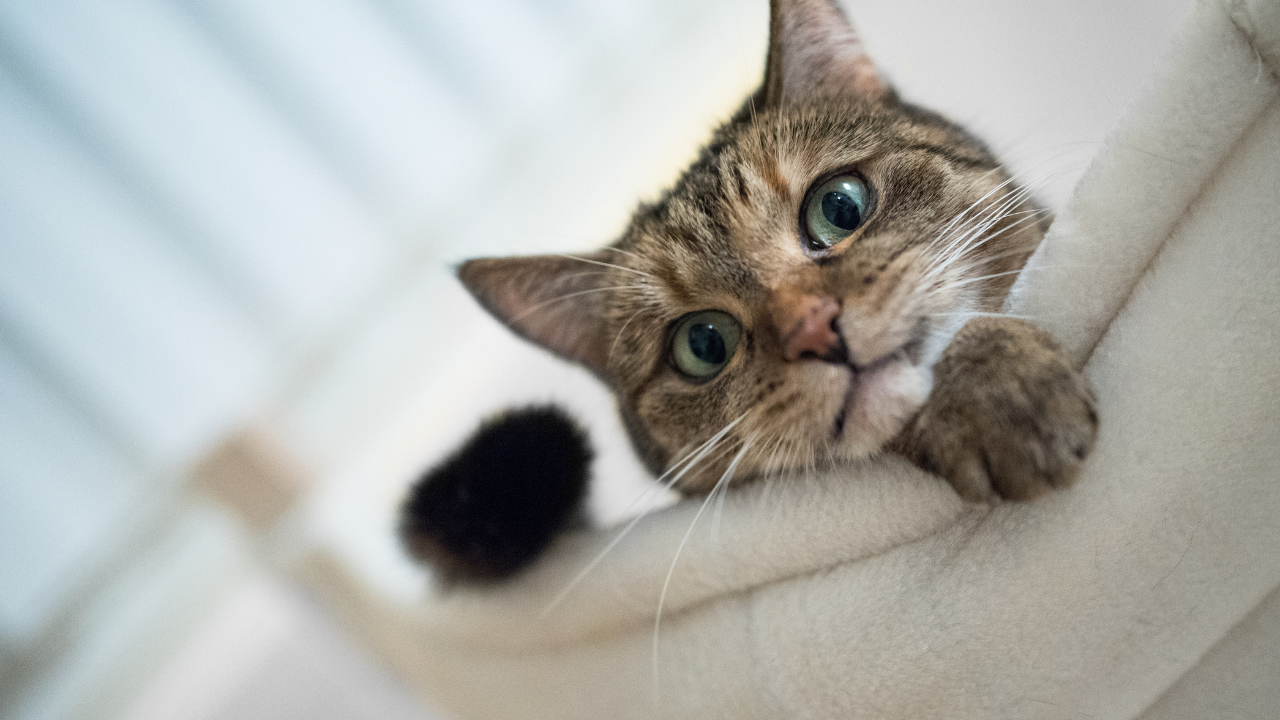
[389,0,1280,716]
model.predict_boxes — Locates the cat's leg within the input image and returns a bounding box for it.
[400,406,592,584]
[892,317,1098,502]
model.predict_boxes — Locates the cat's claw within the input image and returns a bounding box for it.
[895,317,1098,502]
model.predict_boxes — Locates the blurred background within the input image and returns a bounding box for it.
[0,0,1189,718]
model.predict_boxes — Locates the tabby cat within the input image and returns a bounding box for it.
[401,0,1098,584]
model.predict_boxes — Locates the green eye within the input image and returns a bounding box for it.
[803,174,870,250]
[672,310,742,379]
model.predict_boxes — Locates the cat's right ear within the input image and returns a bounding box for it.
[458,254,613,378]
[761,0,890,108]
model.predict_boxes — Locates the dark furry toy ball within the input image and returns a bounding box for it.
[399,405,592,584]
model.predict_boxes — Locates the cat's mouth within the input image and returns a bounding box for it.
[831,337,927,442]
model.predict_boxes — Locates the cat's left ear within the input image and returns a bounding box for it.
[761,0,890,107]
[458,253,613,379]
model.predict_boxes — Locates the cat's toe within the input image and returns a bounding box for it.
[895,317,1099,503]
[908,390,1096,503]
[968,370,1098,501]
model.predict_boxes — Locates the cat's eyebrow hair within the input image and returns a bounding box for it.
[897,142,995,170]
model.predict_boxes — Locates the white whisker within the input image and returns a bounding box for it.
[927,179,1046,274]
[652,433,756,701]
[760,432,788,479]
[927,163,1070,270]
[511,284,650,322]
[710,435,765,539]
[931,268,1028,291]
[928,164,1042,253]
[926,261,1075,298]
[598,246,646,263]
[607,308,646,363]
[540,412,750,616]
[927,310,1035,322]
[555,253,653,279]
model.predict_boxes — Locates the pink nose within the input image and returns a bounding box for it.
[782,296,845,363]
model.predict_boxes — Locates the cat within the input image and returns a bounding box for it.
[401,0,1098,584]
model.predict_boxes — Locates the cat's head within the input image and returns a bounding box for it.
[459,0,1047,493]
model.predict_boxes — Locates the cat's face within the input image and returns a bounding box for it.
[459,0,1046,493]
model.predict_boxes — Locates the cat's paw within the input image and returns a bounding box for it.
[896,317,1098,502]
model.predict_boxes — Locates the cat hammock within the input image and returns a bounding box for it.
[372,0,1280,716]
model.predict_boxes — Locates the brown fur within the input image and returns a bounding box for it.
[458,0,1096,501]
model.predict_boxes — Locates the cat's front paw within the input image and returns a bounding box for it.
[896,317,1098,502]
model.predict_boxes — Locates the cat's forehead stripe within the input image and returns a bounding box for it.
[759,158,791,201]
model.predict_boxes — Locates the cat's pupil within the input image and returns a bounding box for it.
[821,191,861,231]
[688,323,727,365]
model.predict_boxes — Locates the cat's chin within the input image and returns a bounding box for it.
[832,358,933,458]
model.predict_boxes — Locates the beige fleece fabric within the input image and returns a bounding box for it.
[401,0,1280,716]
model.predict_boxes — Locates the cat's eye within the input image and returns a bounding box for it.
[803,174,870,250]
[671,310,742,380]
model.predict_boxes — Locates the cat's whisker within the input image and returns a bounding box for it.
[710,475,730,541]
[776,432,807,480]
[711,432,772,543]
[541,412,751,616]
[510,284,650,323]
[965,205,1054,246]
[592,416,733,515]
[757,473,776,507]
[704,438,753,477]
[928,160,1054,253]
[940,232,1064,279]
[943,205,1050,247]
[607,308,647,363]
[761,432,790,479]
[782,435,803,480]
[928,207,1025,278]
[926,310,1035,322]
[597,246,646,263]
[927,167,1014,246]
[928,163,1067,263]
[652,432,756,699]
[768,434,792,478]
[922,271,1026,302]
[930,176,1049,264]
[554,253,654,279]
[924,247,1031,289]
[710,434,777,535]
[1007,206,1055,217]
[926,261,1077,298]
[925,191,1048,281]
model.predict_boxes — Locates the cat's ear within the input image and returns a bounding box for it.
[458,253,613,377]
[761,0,889,107]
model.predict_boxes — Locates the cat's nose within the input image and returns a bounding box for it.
[780,295,848,364]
